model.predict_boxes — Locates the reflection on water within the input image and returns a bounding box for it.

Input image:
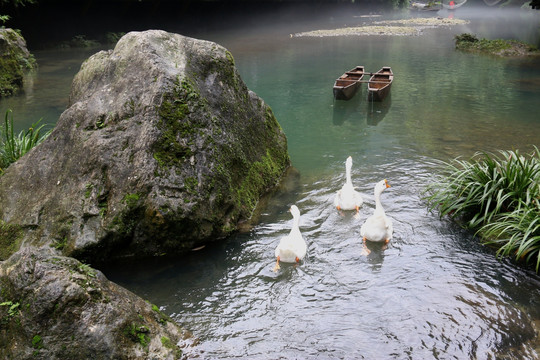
[105,155,540,359]
[332,93,392,126]
[0,47,105,131]
[3,4,540,359]
[367,94,392,126]
[332,95,364,126]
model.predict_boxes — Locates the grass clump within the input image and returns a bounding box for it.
[0,300,20,322]
[0,110,51,175]
[425,147,540,272]
[455,33,539,56]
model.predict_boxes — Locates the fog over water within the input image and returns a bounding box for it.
[2,2,540,359]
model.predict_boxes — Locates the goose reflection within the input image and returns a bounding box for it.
[364,240,387,271]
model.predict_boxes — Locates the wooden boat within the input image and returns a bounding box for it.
[368,67,393,102]
[333,66,365,100]
[442,0,467,9]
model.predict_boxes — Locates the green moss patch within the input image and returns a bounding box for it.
[0,220,22,261]
[0,56,23,97]
[153,77,206,169]
[123,323,150,349]
[235,148,289,215]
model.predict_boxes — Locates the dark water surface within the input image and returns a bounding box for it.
[3,5,540,359]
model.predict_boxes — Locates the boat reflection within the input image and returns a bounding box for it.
[367,94,392,126]
[332,94,364,125]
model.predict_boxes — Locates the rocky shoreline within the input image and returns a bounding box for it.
[0,30,291,359]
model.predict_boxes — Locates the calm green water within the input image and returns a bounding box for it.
[3,6,540,359]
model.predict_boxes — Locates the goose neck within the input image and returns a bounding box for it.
[374,190,384,212]
[345,165,352,185]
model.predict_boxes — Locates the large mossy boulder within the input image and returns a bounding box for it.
[0,28,36,97]
[0,247,192,359]
[0,30,290,263]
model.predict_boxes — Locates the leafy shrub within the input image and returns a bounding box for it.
[425,148,540,271]
[454,33,478,43]
[0,110,51,174]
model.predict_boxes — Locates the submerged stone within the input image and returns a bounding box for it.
[0,30,290,263]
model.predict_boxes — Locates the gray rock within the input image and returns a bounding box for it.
[0,28,36,97]
[0,247,193,359]
[0,30,290,263]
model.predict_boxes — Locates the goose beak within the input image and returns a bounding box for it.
[384,179,391,188]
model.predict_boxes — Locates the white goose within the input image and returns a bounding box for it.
[334,156,363,214]
[360,179,393,253]
[273,205,307,272]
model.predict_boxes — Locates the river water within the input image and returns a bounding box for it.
[2,5,540,359]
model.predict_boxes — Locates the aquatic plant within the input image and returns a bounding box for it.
[0,110,51,174]
[425,148,540,271]
[481,200,540,271]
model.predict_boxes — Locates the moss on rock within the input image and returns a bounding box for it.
[0,30,289,264]
[0,220,22,260]
[154,77,203,169]
[0,28,37,98]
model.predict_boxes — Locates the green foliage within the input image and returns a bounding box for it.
[0,300,20,319]
[455,33,538,55]
[51,237,67,250]
[0,0,36,6]
[0,15,10,25]
[454,33,478,43]
[481,201,540,272]
[0,110,51,174]
[425,148,540,271]
[78,263,96,278]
